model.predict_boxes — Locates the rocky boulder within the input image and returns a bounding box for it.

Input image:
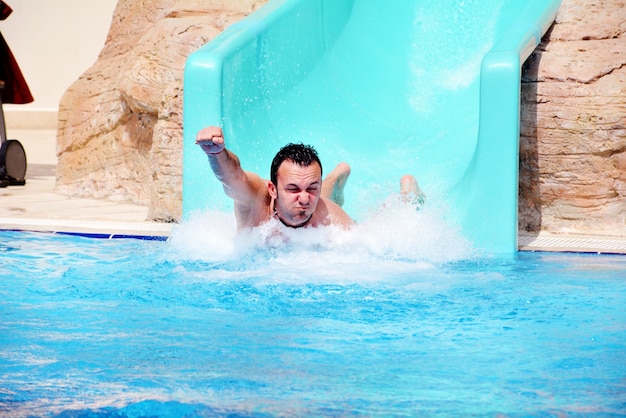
[55,0,266,221]
[520,0,626,236]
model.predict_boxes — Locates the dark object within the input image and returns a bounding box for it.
[0,1,11,20]
[0,32,32,104]
[0,80,27,185]
[0,1,32,105]
[0,2,29,186]
[0,137,26,185]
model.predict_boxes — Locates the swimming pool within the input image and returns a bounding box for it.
[1,218,625,416]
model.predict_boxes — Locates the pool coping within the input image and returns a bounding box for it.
[0,217,172,240]
[518,232,626,255]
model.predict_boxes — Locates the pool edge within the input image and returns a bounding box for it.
[1,218,624,253]
[0,217,172,240]
[519,232,626,255]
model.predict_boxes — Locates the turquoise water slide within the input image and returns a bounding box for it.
[182,0,560,253]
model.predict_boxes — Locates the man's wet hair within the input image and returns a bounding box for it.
[270,143,322,186]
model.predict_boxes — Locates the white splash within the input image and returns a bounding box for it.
[168,195,474,281]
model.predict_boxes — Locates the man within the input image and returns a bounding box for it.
[196,126,354,230]
[196,126,423,231]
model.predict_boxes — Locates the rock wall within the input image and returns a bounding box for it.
[56,0,266,221]
[57,0,625,236]
[520,0,626,237]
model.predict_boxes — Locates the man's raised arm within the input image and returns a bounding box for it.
[196,126,264,205]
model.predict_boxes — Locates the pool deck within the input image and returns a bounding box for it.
[1,129,625,254]
[518,233,626,255]
[0,129,172,239]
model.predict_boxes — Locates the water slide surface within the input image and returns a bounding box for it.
[183,0,560,253]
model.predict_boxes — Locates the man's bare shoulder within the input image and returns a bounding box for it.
[244,171,270,196]
[233,172,272,228]
[317,197,355,228]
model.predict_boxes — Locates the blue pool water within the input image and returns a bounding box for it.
[1,213,625,416]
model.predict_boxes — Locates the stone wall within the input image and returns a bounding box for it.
[56,0,625,237]
[520,0,626,237]
[55,0,266,221]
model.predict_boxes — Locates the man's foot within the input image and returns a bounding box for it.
[322,162,351,207]
[400,174,425,206]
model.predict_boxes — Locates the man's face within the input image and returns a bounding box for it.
[269,160,322,227]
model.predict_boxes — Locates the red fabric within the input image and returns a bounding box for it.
[0,1,33,104]
[0,1,12,20]
[0,32,33,104]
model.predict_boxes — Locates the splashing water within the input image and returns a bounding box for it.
[169,195,474,282]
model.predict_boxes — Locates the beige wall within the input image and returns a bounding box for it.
[1,0,117,128]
